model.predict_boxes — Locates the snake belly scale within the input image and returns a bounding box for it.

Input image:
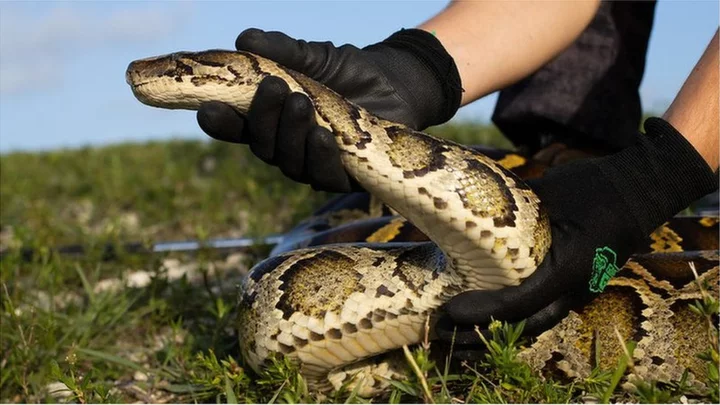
[126,49,551,394]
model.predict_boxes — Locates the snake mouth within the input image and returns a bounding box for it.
[130,81,152,89]
[125,70,162,106]
[125,76,153,100]
[125,64,144,88]
[125,56,170,89]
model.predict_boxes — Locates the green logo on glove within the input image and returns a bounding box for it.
[589,246,620,293]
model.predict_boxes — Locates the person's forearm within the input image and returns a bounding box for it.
[662,30,719,170]
[418,0,601,105]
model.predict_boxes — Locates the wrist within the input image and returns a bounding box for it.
[365,28,462,128]
[661,31,719,169]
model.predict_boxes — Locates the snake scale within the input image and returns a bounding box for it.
[126,50,719,396]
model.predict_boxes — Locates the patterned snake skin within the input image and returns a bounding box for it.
[275,160,719,395]
[126,50,718,395]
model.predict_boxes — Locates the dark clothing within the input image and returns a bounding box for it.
[492,1,657,155]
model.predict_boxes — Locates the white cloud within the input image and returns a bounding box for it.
[0,3,191,95]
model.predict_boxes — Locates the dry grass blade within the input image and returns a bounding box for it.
[600,327,636,404]
[402,345,434,404]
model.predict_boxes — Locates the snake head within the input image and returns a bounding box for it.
[126,50,263,112]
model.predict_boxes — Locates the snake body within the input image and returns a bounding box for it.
[126,50,717,395]
[276,183,719,393]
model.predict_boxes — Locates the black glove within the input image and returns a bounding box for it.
[197,28,462,192]
[435,118,718,357]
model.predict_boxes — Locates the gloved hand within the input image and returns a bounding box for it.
[197,28,462,192]
[435,118,718,358]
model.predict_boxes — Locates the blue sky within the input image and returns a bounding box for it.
[0,1,717,152]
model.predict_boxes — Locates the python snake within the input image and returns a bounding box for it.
[126,50,718,396]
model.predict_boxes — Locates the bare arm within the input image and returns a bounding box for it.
[662,30,719,169]
[418,0,601,105]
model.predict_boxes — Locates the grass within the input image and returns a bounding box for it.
[0,122,717,403]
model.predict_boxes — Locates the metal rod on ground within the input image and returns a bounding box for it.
[0,234,285,262]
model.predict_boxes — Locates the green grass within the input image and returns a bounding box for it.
[1,122,717,403]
